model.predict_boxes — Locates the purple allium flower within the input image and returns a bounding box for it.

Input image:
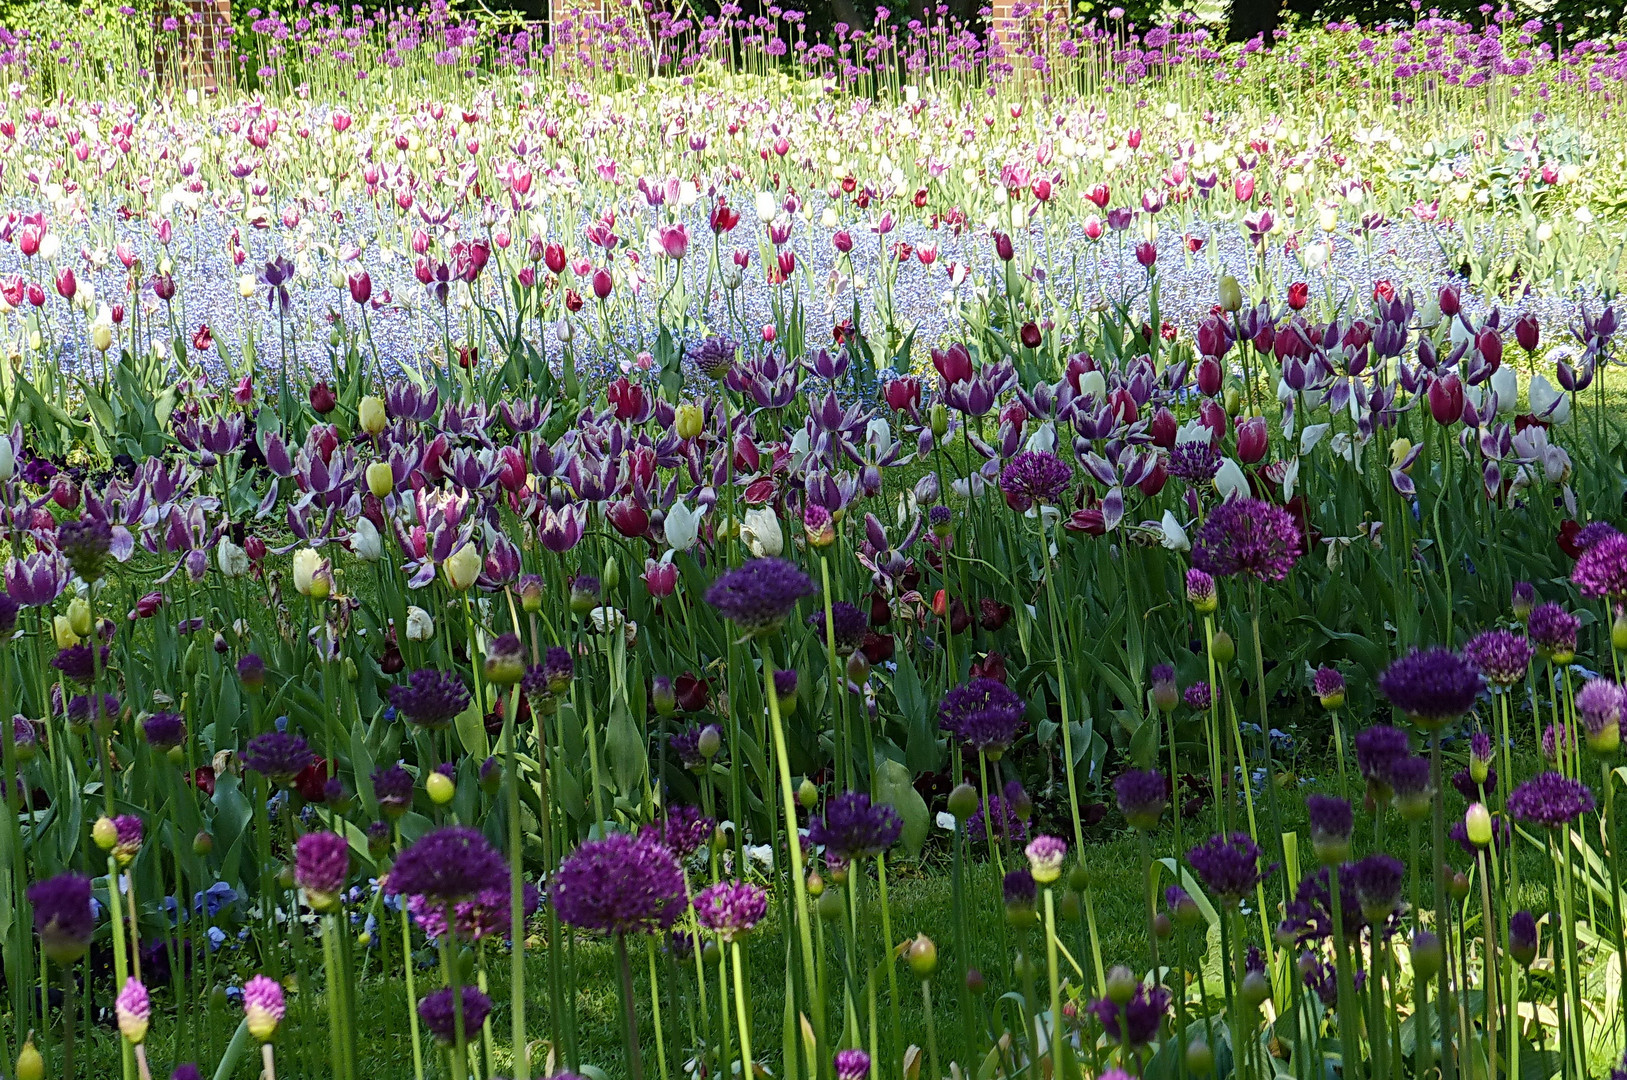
[998,450,1072,510]
[834,1049,872,1080]
[66,693,119,729]
[641,804,715,858]
[1511,581,1536,620]
[690,333,738,379]
[1313,666,1345,707]
[1541,723,1573,762]
[705,557,816,634]
[525,645,574,695]
[1299,951,1339,1008]
[386,826,509,903]
[553,833,689,935]
[372,764,414,817]
[1577,522,1622,551]
[1279,867,1363,944]
[57,516,114,581]
[774,668,798,700]
[1168,440,1222,483]
[1354,724,1410,795]
[937,678,1027,756]
[1114,769,1168,831]
[27,871,94,963]
[1187,832,1270,901]
[1150,663,1177,710]
[418,985,492,1045]
[1185,568,1217,612]
[142,711,186,750]
[1573,532,1627,598]
[1347,854,1405,921]
[1305,794,1353,862]
[1184,681,1212,710]
[240,732,316,786]
[1002,869,1037,908]
[1025,835,1068,883]
[237,653,266,691]
[51,644,110,685]
[1576,678,1625,741]
[1527,602,1580,660]
[967,788,1029,848]
[1461,629,1535,687]
[172,1066,203,1080]
[388,668,472,729]
[409,880,539,943]
[243,974,285,1042]
[694,880,768,942]
[1387,755,1433,817]
[1508,910,1538,965]
[1165,885,1200,924]
[1190,497,1301,582]
[809,792,902,860]
[1507,771,1595,828]
[116,976,151,1044]
[808,601,868,654]
[294,831,350,903]
[1089,983,1171,1047]
[1378,648,1482,727]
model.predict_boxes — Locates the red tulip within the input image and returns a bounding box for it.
[347,270,372,305]
[1515,312,1540,352]
[544,242,567,275]
[1287,281,1309,310]
[54,267,75,300]
[1427,374,1464,425]
[1236,416,1268,464]
[591,268,613,299]
[309,381,337,415]
[1149,407,1178,449]
[885,377,921,413]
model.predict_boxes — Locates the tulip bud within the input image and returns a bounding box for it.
[194,829,214,856]
[92,323,113,352]
[806,871,824,897]
[846,650,871,685]
[1186,1041,1215,1077]
[1613,609,1627,653]
[358,395,387,435]
[366,461,394,498]
[1448,870,1470,900]
[1240,970,1271,1008]
[67,596,93,636]
[1218,275,1242,312]
[817,888,846,921]
[930,403,948,439]
[1068,864,1090,892]
[698,724,722,759]
[675,403,704,440]
[53,615,80,649]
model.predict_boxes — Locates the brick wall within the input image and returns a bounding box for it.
[154,0,234,91]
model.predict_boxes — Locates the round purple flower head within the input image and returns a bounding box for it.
[237,653,266,691]
[968,789,1029,849]
[1511,581,1536,620]
[1388,755,1434,818]
[1508,910,1538,966]
[52,644,110,686]
[240,732,315,787]
[1347,854,1405,921]
[938,677,1027,756]
[57,515,114,582]
[1279,867,1363,945]
[373,764,414,817]
[172,1066,203,1080]
[835,1049,872,1080]
[27,871,94,963]
[1541,723,1574,763]
[294,831,350,907]
[243,975,285,1042]
[1527,602,1580,661]
[388,668,472,729]
[1025,835,1068,883]
[1184,681,1212,710]
[1305,794,1353,863]
[1378,647,1482,728]
[553,833,689,935]
[1313,666,1345,708]
[418,985,492,1045]
[1461,629,1535,688]
[1575,678,1625,745]
[1190,497,1301,582]
[386,826,509,902]
[1114,769,1168,831]
[998,450,1072,511]
[1187,832,1269,902]
[66,693,120,730]
[641,804,715,858]
[1354,724,1410,795]
[694,880,769,942]
[1002,869,1037,909]
[809,601,868,655]
[1168,440,1222,484]
[690,333,738,379]
[1185,568,1217,613]
[705,557,816,634]
[1573,532,1627,599]
[1507,771,1595,828]
[1090,982,1172,1047]
[409,881,539,943]
[142,711,186,751]
[808,792,902,860]
[116,976,151,1044]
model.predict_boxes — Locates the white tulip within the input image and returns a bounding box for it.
[350,517,382,562]
[1489,363,1518,414]
[216,538,249,578]
[754,190,779,223]
[1159,511,1189,552]
[741,507,783,558]
[405,605,435,642]
[665,499,704,552]
[1214,458,1248,500]
[1529,374,1571,425]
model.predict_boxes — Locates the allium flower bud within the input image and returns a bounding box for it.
[1465,803,1493,847]
[483,633,526,686]
[116,977,150,1044]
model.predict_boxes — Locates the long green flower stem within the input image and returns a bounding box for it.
[1327,863,1364,1080]
[760,642,825,1073]
[503,679,530,1080]
[1430,730,1456,1080]
[614,934,645,1080]
[397,827,427,1080]
[1042,887,1072,1080]
[731,940,754,1076]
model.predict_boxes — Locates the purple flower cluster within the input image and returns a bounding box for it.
[693,880,768,942]
[809,792,902,860]
[1190,497,1301,582]
[937,678,1027,755]
[27,871,95,963]
[1378,647,1482,726]
[1507,771,1595,828]
[1114,769,1168,831]
[294,831,351,900]
[704,557,816,633]
[1460,629,1534,687]
[240,732,316,786]
[418,985,492,1045]
[1168,440,1222,483]
[388,668,472,728]
[641,804,715,858]
[1089,982,1171,1048]
[998,450,1072,511]
[552,832,689,935]
[386,826,509,903]
[1187,832,1270,901]
[1573,532,1627,598]
[1527,602,1580,660]
[809,600,869,654]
